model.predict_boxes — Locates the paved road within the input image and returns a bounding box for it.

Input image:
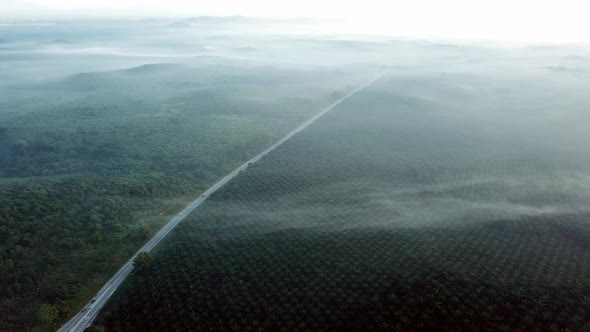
[57,71,385,332]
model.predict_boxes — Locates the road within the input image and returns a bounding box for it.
[57,71,385,332]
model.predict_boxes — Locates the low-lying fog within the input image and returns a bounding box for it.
[2,18,590,231]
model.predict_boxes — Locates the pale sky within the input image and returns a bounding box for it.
[14,0,590,42]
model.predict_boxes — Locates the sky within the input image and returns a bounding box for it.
[6,0,590,42]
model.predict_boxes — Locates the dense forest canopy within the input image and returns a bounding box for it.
[0,50,371,330]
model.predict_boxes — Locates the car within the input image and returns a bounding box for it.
[91,299,96,303]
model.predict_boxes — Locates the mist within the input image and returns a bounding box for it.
[2,13,590,332]
[2,18,590,237]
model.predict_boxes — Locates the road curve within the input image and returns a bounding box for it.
[57,71,386,332]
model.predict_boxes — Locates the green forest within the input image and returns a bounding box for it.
[0,61,363,331]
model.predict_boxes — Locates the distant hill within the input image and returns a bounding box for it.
[37,63,185,92]
[234,46,257,53]
[118,63,184,75]
[165,21,193,29]
[181,16,273,24]
[182,16,321,24]
[37,39,77,45]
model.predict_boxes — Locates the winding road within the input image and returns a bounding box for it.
[57,71,385,332]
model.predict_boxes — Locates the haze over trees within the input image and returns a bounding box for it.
[1,15,590,332]
[0,18,380,330]
[99,64,590,331]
